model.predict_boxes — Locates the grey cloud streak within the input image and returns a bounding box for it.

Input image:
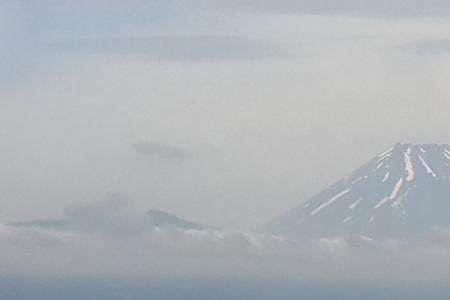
[165,0,450,16]
[6,0,448,88]
[56,35,284,62]
[409,39,450,55]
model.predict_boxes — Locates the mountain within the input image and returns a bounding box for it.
[11,218,69,230]
[146,209,213,230]
[12,209,212,232]
[265,143,450,239]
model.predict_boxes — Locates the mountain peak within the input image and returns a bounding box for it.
[373,143,450,181]
[266,143,450,239]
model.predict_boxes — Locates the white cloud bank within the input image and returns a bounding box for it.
[2,201,450,288]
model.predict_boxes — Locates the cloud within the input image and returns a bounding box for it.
[4,199,450,298]
[56,35,283,62]
[409,39,450,55]
[4,197,450,285]
[63,194,129,219]
[132,142,191,162]
[201,0,450,16]
[5,0,449,88]
[143,0,450,17]
[0,2,283,88]
[12,196,153,235]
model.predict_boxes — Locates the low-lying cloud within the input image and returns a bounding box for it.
[4,200,450,289]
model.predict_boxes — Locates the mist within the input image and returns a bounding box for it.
[2,1,450,299]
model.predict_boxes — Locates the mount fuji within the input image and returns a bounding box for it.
[266,143,450,239]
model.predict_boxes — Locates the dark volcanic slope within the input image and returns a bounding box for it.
[266,143,450,239]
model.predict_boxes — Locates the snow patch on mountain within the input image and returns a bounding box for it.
[419,154,437,177]
[311,188,351,215]
[265,143,450,239]
[404,148,415,182]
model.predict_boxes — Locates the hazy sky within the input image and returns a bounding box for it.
[4,3,450,299]
[2,1,450,229]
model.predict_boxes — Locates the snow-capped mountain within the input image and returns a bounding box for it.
[266,143,450,239]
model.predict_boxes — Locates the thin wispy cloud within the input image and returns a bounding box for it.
[56,35,284,62]
[409,39,450,55]
[132,142,191,162]
[171,0,450,16]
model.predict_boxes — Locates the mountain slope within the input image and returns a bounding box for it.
[12,209,213,232]
[146,209,212,230]
[266,143,450,239]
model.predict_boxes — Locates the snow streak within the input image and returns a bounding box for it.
[374,196,389,209]
[349,197,363,210]
[389,178,403,200]
[374,178,403,209]
[382,172,390,182]
[311,188,351,216]
[341,216,352,224]
[404,148,415,182]
[419,155,437,177]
